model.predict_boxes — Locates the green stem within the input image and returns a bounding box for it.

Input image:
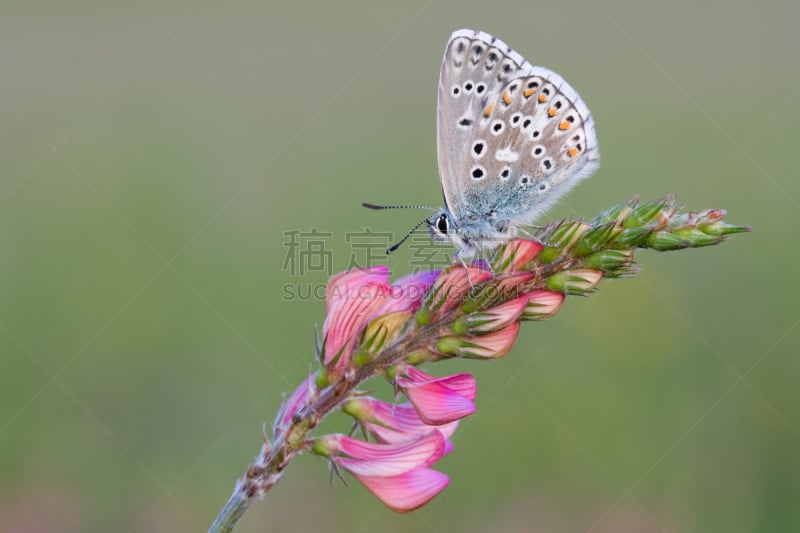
[208,484,252,533]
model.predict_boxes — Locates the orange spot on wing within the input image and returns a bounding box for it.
[568,148,579,158]
[538,94,547,103]
[559,121,571,130]
[503,91,511,105]
[523,88,536,98]
[483,103,494,117]
[548,108,557,117]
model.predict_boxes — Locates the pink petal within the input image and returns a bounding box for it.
[404,367,477,401]
[494,239,543,272]
[272,375,316,437]
[398,372,476,425]
[468,321,520,358]
[377,270,439,315]
[439,322,521,359]
[323,282,392,366]
[572,269,603,288]
[326,267,389,313]
[354,467,450,513]
[523,289,565,318]
[393,270,440,291]
[324,432,445,476]
[351,398,461,444]
[428,264,493,313]
[465,295,529,333]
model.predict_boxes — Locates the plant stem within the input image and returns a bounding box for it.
[208,484,251,533]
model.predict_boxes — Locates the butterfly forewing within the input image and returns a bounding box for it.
[437,29,599,227]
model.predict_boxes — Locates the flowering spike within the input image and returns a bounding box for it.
[210,195,750,530]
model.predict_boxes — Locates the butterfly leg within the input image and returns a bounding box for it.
[456,255,476,288]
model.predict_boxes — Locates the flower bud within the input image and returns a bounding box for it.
[546,269,603,295]
[455,295,529,334]
[573,222,619,256]
[492,239,543,272]
[436,322,520,359]
[423,264,493,313]
[521,289,565,320]
[585,249,634,273]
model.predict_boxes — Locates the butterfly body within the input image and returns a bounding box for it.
[428,29,600,256]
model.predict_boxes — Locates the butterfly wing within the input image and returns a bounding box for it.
[437,29,599,228]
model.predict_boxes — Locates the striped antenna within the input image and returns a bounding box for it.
[387,217,430,255]
[362,202,438,212]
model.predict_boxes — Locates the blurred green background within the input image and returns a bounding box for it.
[1,1,797,532]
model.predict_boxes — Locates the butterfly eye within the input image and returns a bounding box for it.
[437,214,449,234]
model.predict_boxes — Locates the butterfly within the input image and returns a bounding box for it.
[365,29,599,258]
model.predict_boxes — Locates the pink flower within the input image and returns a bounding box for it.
[426,263,493,313]
[272,375,317,438]
[356,467,450,513]
[376,270,440,315]
[494,239,544,272]
[396,367,477,425]
[322,268,437,370]
[458,295,530,333]
[344,397,461,454]
[522,289,565,320]
[313,432,449,512]
[437,322,521,359]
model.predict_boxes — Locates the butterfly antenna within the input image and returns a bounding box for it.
[387,217,430,255]
[362,202,438,212]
